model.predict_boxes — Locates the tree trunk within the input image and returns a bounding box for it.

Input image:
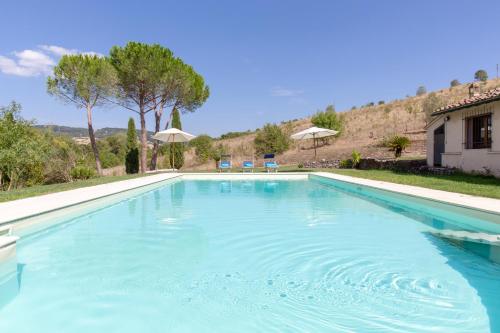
[7,171,15,191]
[87,105,103,176]
[150,108,163,171]
[139,109,148,174]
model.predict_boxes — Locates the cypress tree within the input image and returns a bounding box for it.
[125,118,139,174]
[169,108,184,169]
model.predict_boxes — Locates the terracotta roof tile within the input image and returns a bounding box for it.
[432,87,500,115]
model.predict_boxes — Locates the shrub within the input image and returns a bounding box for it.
[70,165,96,180]
[351,150,361,168]
[254,123,291,155]
[450,79,460,88]
[378,100,385,105]
[339,159,353,168]
[210,143,229,168]
[190,135,213,163]
[474,69,488,82]
[416,86,427,96]
[386,135,411,158]
[297,163,304,169]
[0,102,50,190]
[219,130,252,140]
[311,105,344,133]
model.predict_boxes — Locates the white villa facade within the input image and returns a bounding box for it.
[426,87,500,177]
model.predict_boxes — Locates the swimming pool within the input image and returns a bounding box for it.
[1,176,500,332]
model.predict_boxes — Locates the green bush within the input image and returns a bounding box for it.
[311,105,344,133]
[70,166,96,180]
[190,135,213,163]
[339,159,353,168]
[125,148,139,174]
[254,123,291,155]
[385,135,411,158]
[219,130,252,140]
[351,150,361,168]
[450,79,460,88]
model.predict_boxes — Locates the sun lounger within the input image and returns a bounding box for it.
[218,155,232,172]
[263,154,279,172]
[242,160,254,172]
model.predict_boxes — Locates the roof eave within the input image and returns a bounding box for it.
[431,95,500,117]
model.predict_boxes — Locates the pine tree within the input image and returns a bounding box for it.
[125,118,139,174]
[168,108,184,169]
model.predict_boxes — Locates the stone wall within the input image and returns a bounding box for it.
[302,158,427,172]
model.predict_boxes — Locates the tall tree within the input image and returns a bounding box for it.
[125,118,139,174]
[150,62,209,170]
[109,42,174,173]
[474,69,488,82]
[150,57,183,170]
[47,54,116,175]
[168,107,184,169]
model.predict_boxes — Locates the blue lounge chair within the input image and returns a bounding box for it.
[242,160,254,172]
[218,155,232,172]
[263,154,279,172]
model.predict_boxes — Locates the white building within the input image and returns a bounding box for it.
[426,86,500,176]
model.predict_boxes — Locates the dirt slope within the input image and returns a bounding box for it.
[184,80,500,170]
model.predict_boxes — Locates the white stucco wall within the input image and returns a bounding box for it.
[427,101,500,176]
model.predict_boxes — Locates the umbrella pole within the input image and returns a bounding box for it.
[172,134,175,171]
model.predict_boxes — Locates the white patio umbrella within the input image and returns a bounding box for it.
[152,128,196,170]
[291,126,338,159]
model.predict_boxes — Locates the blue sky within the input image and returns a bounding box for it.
[1,0,499,136]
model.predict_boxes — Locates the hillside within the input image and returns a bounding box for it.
[184,80,500,170]
[35,125,154,140]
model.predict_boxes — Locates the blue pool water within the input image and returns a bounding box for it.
[1,179,500,332]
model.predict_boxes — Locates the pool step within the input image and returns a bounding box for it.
[431,230,500,246]
[0,225,19,262]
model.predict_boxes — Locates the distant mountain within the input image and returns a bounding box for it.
[35,125,154,140]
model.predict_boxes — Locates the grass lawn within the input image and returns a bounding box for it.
[283,167,500,199]
[0,174,151,203]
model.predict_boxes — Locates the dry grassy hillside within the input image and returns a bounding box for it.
[184,80,500,170]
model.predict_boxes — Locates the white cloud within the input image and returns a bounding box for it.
[270,86,304,97]
[39,45,78,56]
[0,45,103,77]
[0,50,54,77]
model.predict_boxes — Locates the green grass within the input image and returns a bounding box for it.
[3,167,500,203]
[284,168,500,199]
[0,174,151,203]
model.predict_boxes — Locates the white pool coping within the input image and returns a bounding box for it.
[0,173,182,225]
[1,171,500,228]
